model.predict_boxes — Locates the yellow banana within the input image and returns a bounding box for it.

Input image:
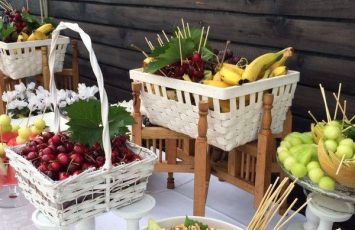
[28,31,48,41]
[220,65,242,85]
[222,63,244,75]
[270,66,287,77]
[21,32,29,40]
[241,47,292,83]
[208,98,230,113]
[36,23,53,34]
[213,72,222,81]
[17,35,25,42]
[269,47,294,71]
[182,74,192,81]
[202,80,230,88]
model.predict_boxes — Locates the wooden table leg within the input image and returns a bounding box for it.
[193,101,209,216]
[166,139,177,189]
[41,46,50,90]
[254,94,274,209]
[131,82,142,146]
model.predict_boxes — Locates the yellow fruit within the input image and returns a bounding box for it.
[269,47,293,72]
[202,80,230,88]
[182,74,192,81]
[17,35,25,42]
[0,114,11,126]
[222,63,244,75]
[28,31,48,41]
[219,66,242,85]
[18,127,31,139]
[270,66,287,77]
[36,23,53,34]
[213,72,223,81]
[241,47,292,83]
[31,126,42,135]
[21,32,29,40]
[208,98,230,113]
[16,136,27,145]
[11,124,20,132]
[143,57,155,70]
[0,124,12,132]
[203,70,213,80]
[33,118,46,130]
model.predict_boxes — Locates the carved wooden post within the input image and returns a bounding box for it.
[166,139,177,189]
[193,101,209,216]
[281,109,292,138]
[41,46,50,90]
[131,82,142,146]
[254,94,274,209]
[71,40,79,91]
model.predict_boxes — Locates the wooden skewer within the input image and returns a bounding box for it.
[198,26,205,53]
[203,26,210,48]
[272,198,298,230]
[336,154,345,175]
[145,37,153,50]
[162,30,170,42]
[186,23,191,37]
[177,26,184,39]
[130,44,149,57]
[157,35,163,46]
[349,115,355,123]
[148,41,155,50]
[333,93,349,122]
[308,110,319,123]
[221,40,231,64]
[181,18,187,38]
[3,0,12,10]
[178,34,183,65]
[319,84,331,123]
[333,83,342,120]
[274,198,312,230]
[342,125,352,133]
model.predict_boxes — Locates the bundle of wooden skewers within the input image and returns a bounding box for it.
[247,177,312,230]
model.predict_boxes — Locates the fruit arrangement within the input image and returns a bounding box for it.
[278,84,355,190]
[0,1,55,42]
[137,20,293,87]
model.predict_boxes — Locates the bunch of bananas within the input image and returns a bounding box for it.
[17,23,53,42]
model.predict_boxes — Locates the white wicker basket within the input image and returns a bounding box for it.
[6,22,157,226]
[130,69,300,151]
[0,36,69,79]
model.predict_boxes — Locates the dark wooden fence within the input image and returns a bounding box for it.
[14,0,355,132]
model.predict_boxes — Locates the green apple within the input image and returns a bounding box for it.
[324,139,338,153]
[33,118,46,130]
[308,168,324,183]
[323,125,341,140]
[283,156,296,171]
[31,126,42,135]
[290,163,307,178]
[18,127,31,139]
[278,150,290,163]
[336,145,353,159]
[307,161,320,171]
[0,114,11,127]
[339,138,354,148]
[11,124,20,132]
[319,176,335,191]
[0,124,12,132]
[16,136,27,145]
[0,143,6,157]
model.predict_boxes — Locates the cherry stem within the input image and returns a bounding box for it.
[66,158,74,174]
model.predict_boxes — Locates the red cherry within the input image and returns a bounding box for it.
[59,172,69,181]
[37,163,48,172]
[57,153,69,165]
[41,153,55,162]
[95,156,105,167]
[191,52,202,62]
[56,145,67,153]
[67,163,79,172]
[26,151,38,160]
[73,144,87,154]
[42,147,53,156]
[131,155,141,161]
[72,170,81,175]
[82,162,94,170]
[70,153,84,164]
[42,132,54,141]
[49,135,62,146]
[64,142,74,152]
[49,161,61,171]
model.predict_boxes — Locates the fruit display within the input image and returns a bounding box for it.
[137,20,293,86]
[147,216,224,230]
[278,84,355,191]
[0,1,55,42]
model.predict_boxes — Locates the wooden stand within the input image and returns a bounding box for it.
[131,82,292,216]
[0,40,80,114]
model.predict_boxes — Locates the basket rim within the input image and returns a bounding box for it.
[0,35,70,49]
[130,68,300,100]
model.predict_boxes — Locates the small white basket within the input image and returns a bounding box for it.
[6,23,157,226]
[0,36,69,79]
[130,69,300,151]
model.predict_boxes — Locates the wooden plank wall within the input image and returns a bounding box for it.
[14,0,355,131]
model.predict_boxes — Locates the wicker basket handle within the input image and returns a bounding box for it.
[48,22,112,170]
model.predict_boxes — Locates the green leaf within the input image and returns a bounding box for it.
[0,23,15,41]
[65,100,133,146]
[201,47,214,61]
[184,216,208,230]
[21,12,40,30]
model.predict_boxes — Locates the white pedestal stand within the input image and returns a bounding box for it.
[287,192,354,230]
[32,194,156,230]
